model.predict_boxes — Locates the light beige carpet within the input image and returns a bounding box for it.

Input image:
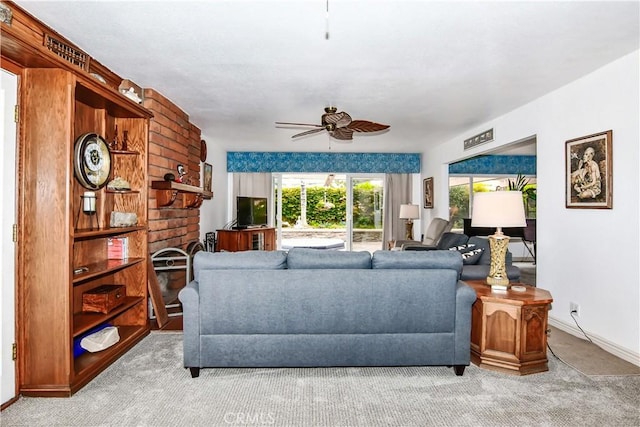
[3,332,639,427]
[548,326,640,376]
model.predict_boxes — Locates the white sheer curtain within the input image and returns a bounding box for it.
[383,173,412,247]
[231,172,273,225]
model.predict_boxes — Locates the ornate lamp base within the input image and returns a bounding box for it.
[486,232,510,286]
[404,220,414,240]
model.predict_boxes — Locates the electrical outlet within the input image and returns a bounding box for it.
[570,302,580,317]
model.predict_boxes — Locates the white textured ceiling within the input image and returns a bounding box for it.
[15,1,639,153]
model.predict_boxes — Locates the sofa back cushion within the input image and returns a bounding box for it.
[436,232,469,249]
[193,250,288,281]
[287,247,372,269]
[371,250,462,275]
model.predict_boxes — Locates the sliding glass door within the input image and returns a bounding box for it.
[350,176,384,252]
[274,173,384,252]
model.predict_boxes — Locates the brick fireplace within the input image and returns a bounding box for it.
[144,88,203,254]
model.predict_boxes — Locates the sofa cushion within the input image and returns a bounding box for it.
[371,250,462,275]
[461,264,521,281]
[193,250,288,281]
[287,247,372,269]
[449,244,484,265]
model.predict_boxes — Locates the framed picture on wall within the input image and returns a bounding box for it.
[423,177,434,209]
[565,130,612,209]
[203,163,213,193]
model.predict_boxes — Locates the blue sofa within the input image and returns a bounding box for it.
[404,234,521,282]
[178,248,477,378]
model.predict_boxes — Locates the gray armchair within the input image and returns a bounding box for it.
[394,217,450,249]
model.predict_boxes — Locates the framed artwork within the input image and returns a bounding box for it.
[203,163,213,193]
[565,130,612,209]
[423,177,434,209]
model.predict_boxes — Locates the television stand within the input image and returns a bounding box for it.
[216,228,275,252]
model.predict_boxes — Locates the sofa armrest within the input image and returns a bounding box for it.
[453,281,477,365]
[178,280,201,368]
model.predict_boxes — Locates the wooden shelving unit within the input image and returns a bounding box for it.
[0,1,154,397]
[17,67,153,397]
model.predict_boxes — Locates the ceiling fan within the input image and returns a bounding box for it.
[276,107,390,141]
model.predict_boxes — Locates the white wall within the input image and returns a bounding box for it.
[423,51,640,363]
[199,136,229,240]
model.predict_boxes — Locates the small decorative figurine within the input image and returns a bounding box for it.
[110,125,119,150]
[121,130,129,151]
[176,164,187,183]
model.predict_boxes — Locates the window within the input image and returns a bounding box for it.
[449,175,537,230]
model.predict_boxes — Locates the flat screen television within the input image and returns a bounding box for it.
[236,196,268,228]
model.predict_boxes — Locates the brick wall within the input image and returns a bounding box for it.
[144,88,202,254]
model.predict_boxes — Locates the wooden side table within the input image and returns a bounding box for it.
[465,281,553,375]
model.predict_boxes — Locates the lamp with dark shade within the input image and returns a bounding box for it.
[399,204,420,240]
[471,191,526,288]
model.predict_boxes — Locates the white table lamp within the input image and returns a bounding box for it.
[471,191,526,287]
[399,204,420,240]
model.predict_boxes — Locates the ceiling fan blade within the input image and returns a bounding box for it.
[347,120,390,133]
[331,127,354,141]
[275,122,323,128]
[291,128,326,138]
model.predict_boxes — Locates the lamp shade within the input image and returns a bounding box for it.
[471,191,526,228]
[399,204,420,220]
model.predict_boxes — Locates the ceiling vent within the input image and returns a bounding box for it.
[44,33,89,71]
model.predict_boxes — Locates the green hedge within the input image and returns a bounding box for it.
[278,184,382,229]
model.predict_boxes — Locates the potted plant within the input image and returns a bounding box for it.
[508,174,537,217]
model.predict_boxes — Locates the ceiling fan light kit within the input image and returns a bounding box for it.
[276,106,390,142]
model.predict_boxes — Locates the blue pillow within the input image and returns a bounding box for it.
[450,244,484,265]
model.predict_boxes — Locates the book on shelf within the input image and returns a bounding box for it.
[107,237,129,259]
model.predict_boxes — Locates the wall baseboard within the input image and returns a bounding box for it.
[548,316,640,367]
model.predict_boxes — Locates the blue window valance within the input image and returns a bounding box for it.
[449,155,536,175]
[227,152,421,173]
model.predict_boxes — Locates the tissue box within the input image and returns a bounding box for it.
[82,285,126,314]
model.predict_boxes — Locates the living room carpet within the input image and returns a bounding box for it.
[2,332,638,427]
[548,326,640,377]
